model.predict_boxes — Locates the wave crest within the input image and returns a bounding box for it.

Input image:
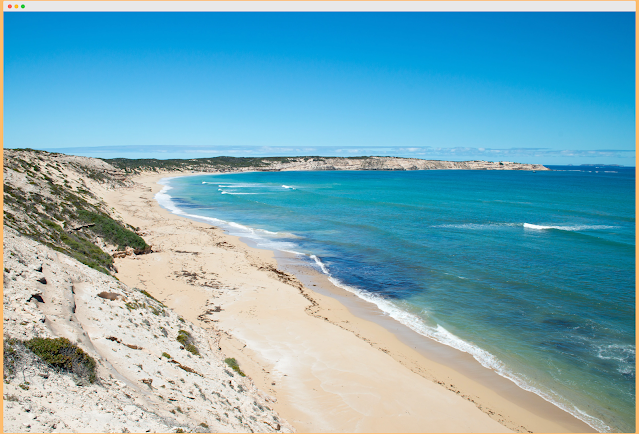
[524,223,615,231]
[307,252,609,433]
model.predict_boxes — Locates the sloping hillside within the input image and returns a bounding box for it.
[2,149,293,433]
[3,149,148,275]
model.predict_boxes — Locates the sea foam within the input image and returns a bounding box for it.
[156,180,302,254]
[306,252,609,433]
[523,223,615,231]
[156,173,624,433]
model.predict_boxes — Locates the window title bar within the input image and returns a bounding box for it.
[3,1,636,12]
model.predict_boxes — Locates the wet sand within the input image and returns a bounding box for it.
[101,172,596,433]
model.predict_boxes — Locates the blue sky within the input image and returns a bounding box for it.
[3,12,636,165]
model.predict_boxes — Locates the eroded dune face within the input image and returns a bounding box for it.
[2,148,293,434]
[3,227,292,433]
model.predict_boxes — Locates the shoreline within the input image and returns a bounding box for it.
[273,252,597,432]
[102,172,597,433]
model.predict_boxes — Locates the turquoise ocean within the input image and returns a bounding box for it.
[156,167,635,432]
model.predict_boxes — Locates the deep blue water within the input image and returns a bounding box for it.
[157,166,635,432]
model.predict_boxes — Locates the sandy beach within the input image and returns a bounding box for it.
[101,173,596,433]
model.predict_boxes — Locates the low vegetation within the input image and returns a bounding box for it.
[224,358,246,377]
[104,155,377,174]
[130,289,167,316]
[3,149,149,275]
[139,289,165,306]
[24,337,97,384]
[177,330,200,356]
[105,156,298,173]
[4,337,97,385]
[76,210,147,250]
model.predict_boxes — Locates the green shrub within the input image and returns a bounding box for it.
[139,289,165,306]
[24,337,97,383]
[177,330,200,356]
[162,352,171,359]
[185,344,199,356]
[43,219,61,229]
[59,231,113,268]
[38,219,113,274]
[125,302,140,311]
[224,358,246,377]
[150,306,165,316]
[176,330,190,346]
[77,210,147,250]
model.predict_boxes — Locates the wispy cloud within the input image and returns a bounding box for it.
[393,147,635,159]
[6,144,635,164]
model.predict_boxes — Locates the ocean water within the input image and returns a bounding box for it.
[157,166,635,432]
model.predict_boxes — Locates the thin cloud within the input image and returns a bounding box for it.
[6,144,635,162]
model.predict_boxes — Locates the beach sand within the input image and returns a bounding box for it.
[101,173,596,433]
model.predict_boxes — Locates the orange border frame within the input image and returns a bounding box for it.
[0,3,635,434]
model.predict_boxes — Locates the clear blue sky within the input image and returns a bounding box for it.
[4,12,636,165]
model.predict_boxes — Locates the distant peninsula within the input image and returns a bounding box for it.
[102,155,549,174]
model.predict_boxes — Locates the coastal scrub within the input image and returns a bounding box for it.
[177,330,200,356]
[24,337,97,384]
[224,358,246,377]
[3,149,149,275]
